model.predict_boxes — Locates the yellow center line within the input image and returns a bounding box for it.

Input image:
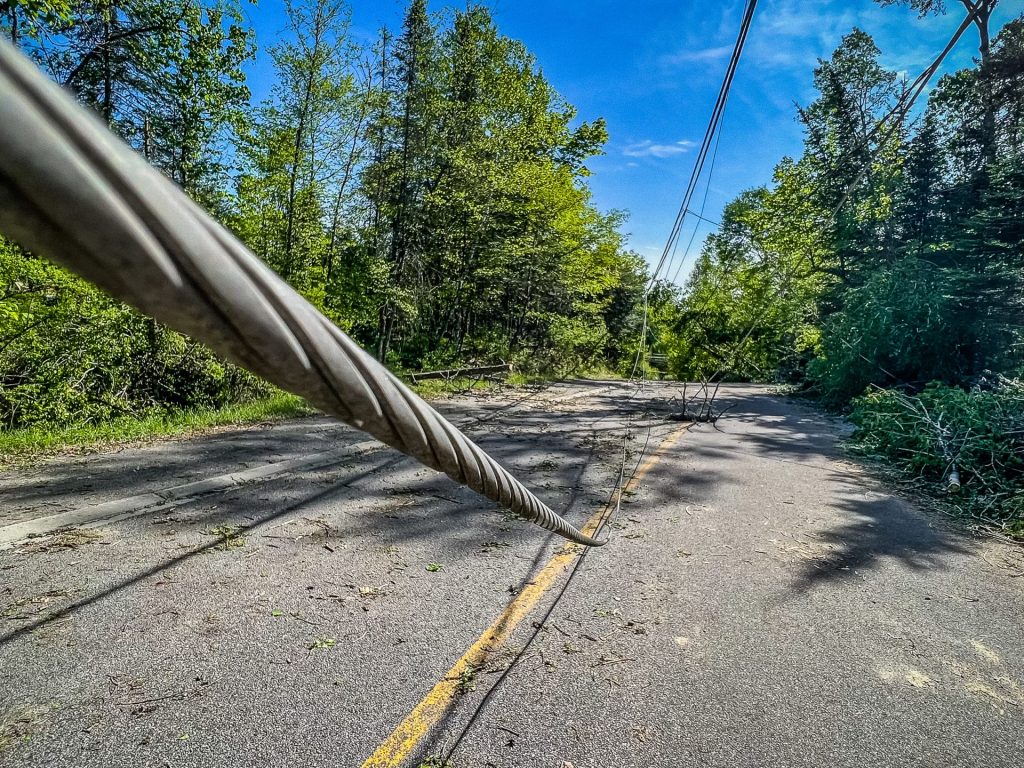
[360,422,690,768]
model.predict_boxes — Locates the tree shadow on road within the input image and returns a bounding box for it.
[0,453,408,649]
[684,388,979,594]
[0,387,635,650]
[788,490,976,593]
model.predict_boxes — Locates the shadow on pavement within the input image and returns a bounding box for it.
[678,388,977,593]
[0,454,407,649]
[0,386,626,651]
[789,491,975,593]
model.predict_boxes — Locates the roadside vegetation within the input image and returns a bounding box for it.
[0,392,313,465]
[0,1,645,442]
[648,4,1024,535]
[849,381,1024,535]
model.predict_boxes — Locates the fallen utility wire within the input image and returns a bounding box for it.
[0,40,601,548]
[427,5,766,757]
[435,384,674,768]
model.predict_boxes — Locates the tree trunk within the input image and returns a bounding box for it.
[963,0,996,165]
[284,4,330,283]
[325,68,373,284]
[378,33,419,363]
[102,3,113,124]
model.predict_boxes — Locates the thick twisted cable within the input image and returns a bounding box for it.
[0,41,603,548]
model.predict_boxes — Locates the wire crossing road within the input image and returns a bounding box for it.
[2,382,1022,767]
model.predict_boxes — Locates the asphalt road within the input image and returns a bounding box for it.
[1,381,1022,768]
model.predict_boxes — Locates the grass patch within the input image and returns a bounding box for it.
[204,524,246,551]
[575,363,625,381]
[506,366,623,387]
[0,365,606,468]
[454,665,478,695]
[0,392,316,467]
[409,366,620,396]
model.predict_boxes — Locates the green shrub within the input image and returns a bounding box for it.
[809,259,969,406]
[849,380,1024,535]
[0,239,269,430]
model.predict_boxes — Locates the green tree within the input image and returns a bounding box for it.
[233,0,363,304]
[1,1,266,429]
[0,0,647,434]
[145,1,253,211]
[367,0,439,361]
[797,29,902,283]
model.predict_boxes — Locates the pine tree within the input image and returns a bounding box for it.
[371,0,439,362]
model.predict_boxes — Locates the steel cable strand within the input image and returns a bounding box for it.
[0,40,603,547]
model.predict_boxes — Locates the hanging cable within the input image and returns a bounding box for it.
[669,112,728,287]
[689,3,986,414]
[0,39,603,547]
[646,0,758,292]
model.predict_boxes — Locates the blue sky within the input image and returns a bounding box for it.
[241,0,1019,284]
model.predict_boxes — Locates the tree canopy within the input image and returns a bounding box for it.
[0,0,646,430]
[661,15,1024,405]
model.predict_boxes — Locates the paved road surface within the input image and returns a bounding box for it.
[1,382,1022,767]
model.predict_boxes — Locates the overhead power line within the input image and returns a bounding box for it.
[646,0,758,292]
[685,208,722,229]
[693,1,990,408]
[629,0,756,383]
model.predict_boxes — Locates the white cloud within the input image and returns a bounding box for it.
[623,139,696,158]
[661,44,734,67]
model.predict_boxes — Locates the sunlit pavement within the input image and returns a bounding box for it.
[2,382,1022,768]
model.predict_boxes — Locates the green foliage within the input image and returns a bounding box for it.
[849,381,1024,534]
[667,177,828,383]
[0,0,645,445]
[358,5,641,371]
[808,259,967,405]
[657,15,1024,530]
[0,1,74,42]
[0,392,311,464]
[0,236,272,430]
[149,1,254,210]
[666,19,1024,390]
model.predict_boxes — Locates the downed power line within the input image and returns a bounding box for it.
[0,40,602,548]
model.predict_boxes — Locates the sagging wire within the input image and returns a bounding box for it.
[682,2,986,420]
